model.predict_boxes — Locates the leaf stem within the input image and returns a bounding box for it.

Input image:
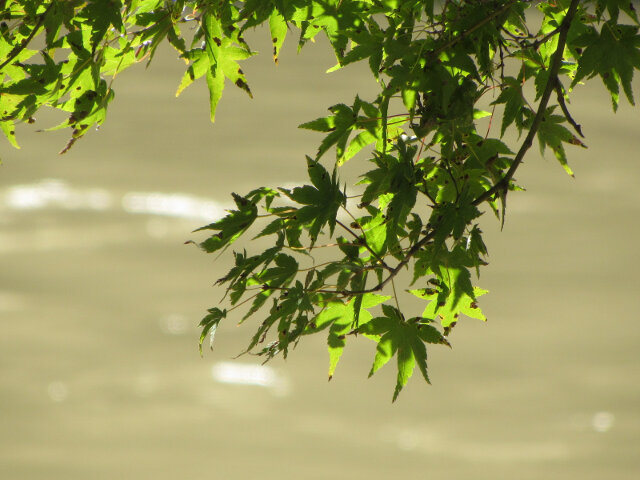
[391,277,401,313]
[227,292,261,313]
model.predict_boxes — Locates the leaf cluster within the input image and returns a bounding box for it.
[4,0,640,400]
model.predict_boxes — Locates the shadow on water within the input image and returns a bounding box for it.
[1,29,639,480]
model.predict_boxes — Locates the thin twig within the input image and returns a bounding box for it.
[530,25,562,50]
[555,80,584,137]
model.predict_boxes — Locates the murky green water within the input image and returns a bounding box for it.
[1,31,639,479]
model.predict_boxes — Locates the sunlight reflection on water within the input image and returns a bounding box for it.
[1,179,228,221]
[211,362,292,397]
[158,313,191,335]
[46,381,69,403]
[6,179,112,211]
[569,411,616,433]
[122,191,225,220]
[592,411,615,433]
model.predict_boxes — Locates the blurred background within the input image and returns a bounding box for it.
[1,28,639,480]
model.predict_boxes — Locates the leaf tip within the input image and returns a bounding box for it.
[392,385,402,402]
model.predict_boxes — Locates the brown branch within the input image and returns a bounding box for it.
[472,0,581,207]
[555,80,584,137]
[530,25,562,50]
[261,228,436,298]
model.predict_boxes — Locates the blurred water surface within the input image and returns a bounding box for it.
[1,31,639,480]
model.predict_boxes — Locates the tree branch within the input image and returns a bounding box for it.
[262,228,436,298]
[555,80,584,137]
[472,0,581,207]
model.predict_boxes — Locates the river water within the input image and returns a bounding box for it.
[1,31,639,479]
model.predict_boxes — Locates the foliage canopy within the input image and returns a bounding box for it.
[2,0,639,400]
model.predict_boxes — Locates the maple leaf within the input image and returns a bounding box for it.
[537,106,581,177]
[280,157,345,244]
[316,294,390,380]
[572,21,640,110]
[359,305,448,401]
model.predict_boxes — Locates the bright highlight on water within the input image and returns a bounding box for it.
[211,362,291,397]
[2,179,227,221]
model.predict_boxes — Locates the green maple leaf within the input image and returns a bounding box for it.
[595,0,639,24]
[195,192,258,253]
[269,9,288,64]
[572,21,640,110]
[537,107,581,177]
[429,202,482,254]
[280,157,345,244]
[242,253,299,321]
[492,76,526,136]
[177,12,254,121]
[316,293,390,380]
[298,0,364,58]
[254,253,299,289]
[359,305,448,402]
[359,146,418,252]
[299,96,384,164]
[410,246,488,327]
[327,25,385,77]
[198,307,227,356]
[299,102,357,162]
[78,0,124,51]
[411,283,488,327]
